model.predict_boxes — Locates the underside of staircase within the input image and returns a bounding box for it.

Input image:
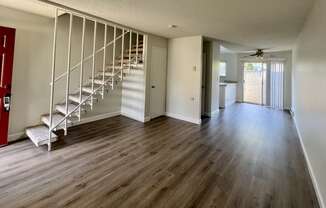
[25,8,145,151]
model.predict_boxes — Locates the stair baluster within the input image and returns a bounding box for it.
[48,8,59,152]
[129,31,132,73]
[121,29,125,80]
[78,17,86,121]
[102,24,107,99]
[64,13,73,136]
[91,21,97,110]
[112,26,116,90]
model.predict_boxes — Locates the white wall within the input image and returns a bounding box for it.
[0,6,53,139]
[220,52,238,82]
[293,0,326,206]
[121,33,168,122]
[166,36,202,124]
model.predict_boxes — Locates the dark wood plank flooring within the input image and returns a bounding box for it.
[0,103,320,208]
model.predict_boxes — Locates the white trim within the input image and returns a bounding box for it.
[120,112,147,123]
[165,112,201,125]
[8,111,121,143]
[293,116,325,208]
[144,116,151,122]
[208,109,219,117]
[75,111,121,126]
[8,132,26,142]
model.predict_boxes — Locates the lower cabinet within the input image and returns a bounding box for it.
[219,83,237,108]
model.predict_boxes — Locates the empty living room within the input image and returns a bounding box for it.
[0,0,325,207]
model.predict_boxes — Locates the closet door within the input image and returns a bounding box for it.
[149,46,167,119]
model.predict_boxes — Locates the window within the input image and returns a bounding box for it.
[219,61,227,77]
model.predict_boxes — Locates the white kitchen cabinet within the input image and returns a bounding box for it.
[219,83,237,108]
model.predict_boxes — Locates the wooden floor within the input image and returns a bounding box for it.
[0,104,319,208]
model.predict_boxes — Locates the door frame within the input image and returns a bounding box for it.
[239,58,286,108]
[149,46,167,119]
[241,61,267,105]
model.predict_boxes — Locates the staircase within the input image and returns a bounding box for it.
[25,8,145,151]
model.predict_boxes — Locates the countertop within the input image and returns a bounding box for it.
[219,81,238,87]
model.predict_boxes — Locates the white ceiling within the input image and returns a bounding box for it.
[0,0,55,17]
[0,0,314,51]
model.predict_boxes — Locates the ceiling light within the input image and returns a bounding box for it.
[169,24,178,29]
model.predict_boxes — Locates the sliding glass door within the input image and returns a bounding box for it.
[243,62,267,105]
[270,62,284,109]
[242,61,285,109]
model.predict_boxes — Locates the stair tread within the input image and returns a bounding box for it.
[91,77,113,85]
[69,92,91,104]
[55,103,79,115]
[82,84,103,94]
[41,113,72,129]
[98,70,128,76]
[98,71,117,76]
[26,125,58,147]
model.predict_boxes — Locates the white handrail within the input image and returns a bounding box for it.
[50,57,136,132]
[40,1,146,35]
[45,4,147,150]
[50,82,109,131]
[50,31,129,85]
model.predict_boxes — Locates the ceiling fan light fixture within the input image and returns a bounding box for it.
[169,24,178,29]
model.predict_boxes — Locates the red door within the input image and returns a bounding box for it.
[0,26,15,147]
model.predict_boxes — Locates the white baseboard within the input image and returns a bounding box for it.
[144,116,151,122]
[165,112,201,125]
[75,111,121,126]
[8,111,121,143]
[293,116,325,208]
[8,132,26,142]
[210,109,220,116]
[121,111,147,123]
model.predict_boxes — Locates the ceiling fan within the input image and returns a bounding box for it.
[248,49,265,58]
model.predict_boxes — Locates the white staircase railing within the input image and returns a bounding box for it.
[45,5,146,151]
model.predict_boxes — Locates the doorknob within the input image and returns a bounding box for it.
[3,93,11,112]
[151,85,156,89]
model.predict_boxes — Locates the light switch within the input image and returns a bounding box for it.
[193,66,197,72]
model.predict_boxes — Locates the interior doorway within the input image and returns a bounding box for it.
[201,41,211,117]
